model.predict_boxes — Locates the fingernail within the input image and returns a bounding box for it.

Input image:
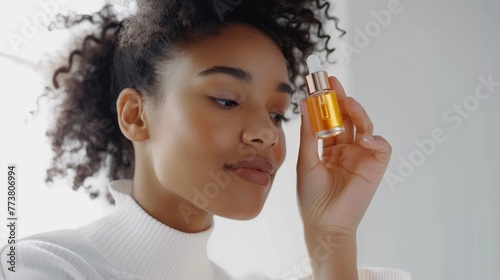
[362,135,374,141]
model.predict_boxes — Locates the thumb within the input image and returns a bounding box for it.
[297,99,320,172]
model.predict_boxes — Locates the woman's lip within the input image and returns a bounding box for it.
[225,157,275,174]
[225,166,271,187]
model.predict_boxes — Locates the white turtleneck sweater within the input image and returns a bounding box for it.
[1,180,411,280]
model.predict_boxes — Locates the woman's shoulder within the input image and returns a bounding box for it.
[1,227,94,261]
[0,228,143,280]
[1,229,89,279]
[0,229,81,279]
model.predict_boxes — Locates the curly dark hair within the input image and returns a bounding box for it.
[43,0,345,202]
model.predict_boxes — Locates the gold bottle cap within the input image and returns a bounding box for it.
[305,70,331,95]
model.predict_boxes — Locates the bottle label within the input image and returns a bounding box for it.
[306,91,344,137]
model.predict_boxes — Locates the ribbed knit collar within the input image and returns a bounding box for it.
[79,179,214,280]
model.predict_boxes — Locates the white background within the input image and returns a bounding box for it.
[0,0,499,279]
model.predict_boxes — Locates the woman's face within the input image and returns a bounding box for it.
[146,24,291,220]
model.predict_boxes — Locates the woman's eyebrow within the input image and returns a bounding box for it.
[197,65,293,95]
[197,66,252,83]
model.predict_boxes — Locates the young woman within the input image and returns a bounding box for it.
[1,0,411,279]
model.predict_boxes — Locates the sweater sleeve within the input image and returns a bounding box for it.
[357,267,412,280]
[295,267,412,280]
[0,240,105,280]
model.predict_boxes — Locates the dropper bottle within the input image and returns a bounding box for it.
[304,54,345,138]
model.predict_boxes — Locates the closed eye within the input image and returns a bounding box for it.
[270,113,290,125]
[211,97,239,108]
[211,97,289,125]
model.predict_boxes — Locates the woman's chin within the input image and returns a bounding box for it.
[215,204,266,221]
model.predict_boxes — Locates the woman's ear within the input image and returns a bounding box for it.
[116,88,149,142]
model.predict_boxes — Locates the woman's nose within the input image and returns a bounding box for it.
[241,119,278,149]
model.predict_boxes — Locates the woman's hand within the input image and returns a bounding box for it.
[297,76,392,235]
[297,77,391,280]
[297,76,392,279]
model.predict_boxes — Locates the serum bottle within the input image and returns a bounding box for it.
[304,55,345,138]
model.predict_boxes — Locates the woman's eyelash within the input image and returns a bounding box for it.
[270,113,290,124]
[212,98,239,108]
[211,97,290,124]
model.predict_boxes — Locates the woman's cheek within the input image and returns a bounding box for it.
[191,113,237,153]
[274,133,287,167]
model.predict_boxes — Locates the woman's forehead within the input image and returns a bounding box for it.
[178,24,290,81]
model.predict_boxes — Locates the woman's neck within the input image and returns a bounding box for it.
[131,173,214,233]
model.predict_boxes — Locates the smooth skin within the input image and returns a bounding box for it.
[117,24,290,233]
[116,24,391,280]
